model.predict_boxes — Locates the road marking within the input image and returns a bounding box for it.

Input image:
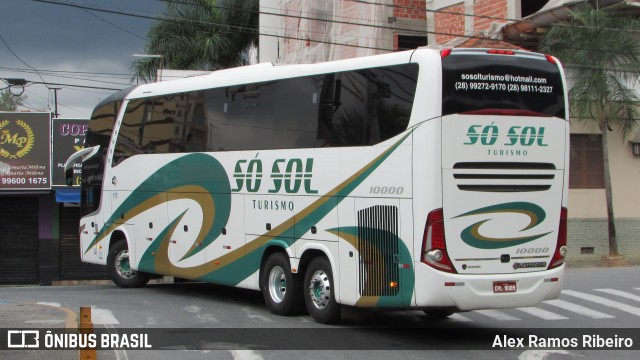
[518,350,571,360]
[241,307,273,322]
[516,307,568,320]
[37,302,61,307]
[562,290,640,317]
[229,349,263,360]
[544,299,614,319]
[25,319,65,325]
[196,313,220,323]
[92,307,120,324]
[449,313,473,322]
[35,302,78,328]
[475,309,520,321]
[595,289,640,303]
[105,324,128,360]
[184,305,201,313]
[183,304,219,322]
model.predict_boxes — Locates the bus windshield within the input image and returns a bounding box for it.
[441,51,565,118]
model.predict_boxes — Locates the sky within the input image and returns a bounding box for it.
[0,0,166,118]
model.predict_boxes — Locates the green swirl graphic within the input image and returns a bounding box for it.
[454,202,552,249]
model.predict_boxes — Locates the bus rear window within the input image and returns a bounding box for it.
[442,53,565,118]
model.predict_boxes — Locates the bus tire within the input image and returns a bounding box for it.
[304,256,341,324]
[261,252,303,316]
[107,240,149,288]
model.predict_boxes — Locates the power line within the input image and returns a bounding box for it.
[33,0,640,55]
[29,0,525,52]
[0,33,51,87]
[0,66,131,78]
[30,81,123,91]
[19,0,640,88]
[32,0,396,52]
[353,0,527,23]
[82,9,148,41]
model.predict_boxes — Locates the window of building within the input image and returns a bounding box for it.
[569,134,604,189]
[397,35,428,51]
[520,0,547,18]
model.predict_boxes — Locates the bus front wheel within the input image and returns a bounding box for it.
[261,252,303,316]
[107,240,149,288]
[304,257,341,324]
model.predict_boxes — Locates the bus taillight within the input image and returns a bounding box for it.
[548,207,568,269]
[440,48,452,58]
[487,49,515,55]
[545,54,557,64]
[422,209,457,273]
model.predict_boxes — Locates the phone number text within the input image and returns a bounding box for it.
[455,82,554,94]
[1,177,49,185]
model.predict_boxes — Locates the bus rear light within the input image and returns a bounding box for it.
[545,54,557,64]
[421,209,457,273]
[548,207,567,269]
[441,48,452,58]
[487,49,515,55]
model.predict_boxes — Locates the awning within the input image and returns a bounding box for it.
[55,188,80,203]
[501,0,639,45]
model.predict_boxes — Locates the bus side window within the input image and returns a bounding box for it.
[274,76,321,149]
[113,99,145,165]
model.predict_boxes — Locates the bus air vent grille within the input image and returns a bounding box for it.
[357,205,400,297]
[452,163,556,192]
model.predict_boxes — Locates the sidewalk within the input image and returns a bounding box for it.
[0,302,77,360]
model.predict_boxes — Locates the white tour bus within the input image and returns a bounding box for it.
[67,48,569,323]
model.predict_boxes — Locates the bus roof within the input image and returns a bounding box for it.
[125,49,428,100]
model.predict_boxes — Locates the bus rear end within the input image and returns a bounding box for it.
[415,48,568,311]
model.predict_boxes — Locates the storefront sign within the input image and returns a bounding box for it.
[52,119,88,187]
[0,112,51,190]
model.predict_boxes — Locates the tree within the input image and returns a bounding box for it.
[0,89,27,111]
[132,0,258,83]
[538,8,640,258]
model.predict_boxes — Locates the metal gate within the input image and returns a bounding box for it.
[0,197,39,284]
[59,205,108,280]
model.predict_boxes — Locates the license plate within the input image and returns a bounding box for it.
[493,281,517,293]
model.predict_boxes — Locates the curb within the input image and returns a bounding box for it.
[30,302,79,329]
[51,277,175,287]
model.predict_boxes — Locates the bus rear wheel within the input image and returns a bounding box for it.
[304,257,341,324]
[107,240,149,288]
[261,252,303,316]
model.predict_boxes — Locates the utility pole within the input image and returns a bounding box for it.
[50,87,61,118]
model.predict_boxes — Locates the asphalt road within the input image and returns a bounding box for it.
[1,265,639,359]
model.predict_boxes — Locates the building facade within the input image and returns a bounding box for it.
[0,114,107,285]
[258,0,640,266]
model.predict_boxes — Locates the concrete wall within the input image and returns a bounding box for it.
[568,123,640,265]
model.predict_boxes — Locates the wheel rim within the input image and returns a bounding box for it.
[115,250,136,279]
[308,269,331,310]
[268,265,287,303]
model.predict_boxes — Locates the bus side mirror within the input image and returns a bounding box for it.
[64,146,99,186]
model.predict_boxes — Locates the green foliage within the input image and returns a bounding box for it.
[0,89,27,112]
[132,0,259,83]
[538,8,640,137]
